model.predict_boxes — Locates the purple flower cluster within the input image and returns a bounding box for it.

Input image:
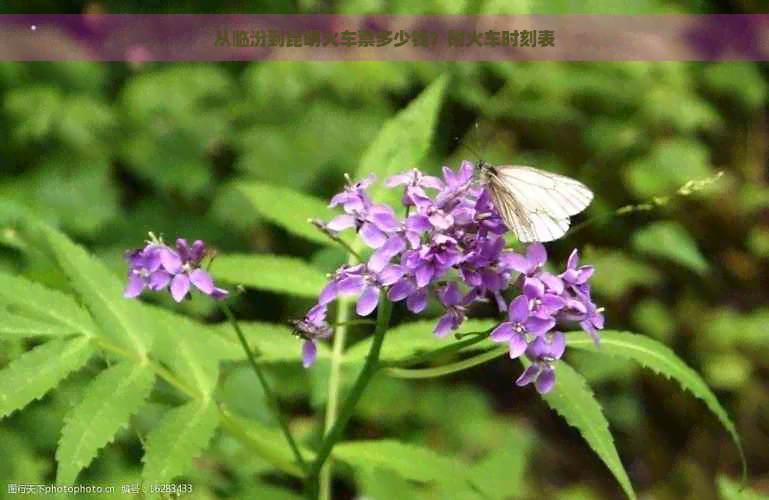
[296,163,604,393]
[489,244,603,393]
[123,236,229,303]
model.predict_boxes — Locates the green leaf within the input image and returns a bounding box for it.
[357,468,421,500]
[228,180,347,247]
[0,337,94,419]
[29,154,119,234]
[55,95,118,159]
[567,330,746,482]
[220,366,275,424]
[583,247,663,299]
[361,74,450,204]
[468,426,535,500]
[344,319,498,363]
[56,362,156,485]
[145,307,222,398]
[0,312,86,338]
[0,273,97,338]
[541,361,636,500]
[333,440,467,485]
[120,65,235,124]
[248,483,304,500]
[213,254,328,298]
[717,474,768,500]
[623,139,715,199]
[4,85,63,144]
[631,221,709,274]
[213,320,331,364]
[20,221,155,357]
[141,400,219,485]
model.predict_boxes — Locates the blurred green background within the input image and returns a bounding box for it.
[2,1,769,500]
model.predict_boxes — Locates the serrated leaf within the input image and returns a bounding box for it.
[333,440,467,485]
[19,221,154,357]
[141,400,218,486]
[362,74,449,205]
[229,180,345,246]
[540,361,636,500]
[56,362,156,485]
[344,319,498,363]
[0,312,84,337]
[213,254,328,298]
[632,221,709,274]
[144,306,221,398]
[567,330,745,481]
[467,426,535,499]
[0,273,97,337]
[0,337,94,419]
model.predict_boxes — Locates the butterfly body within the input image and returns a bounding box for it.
[478,161,594,243]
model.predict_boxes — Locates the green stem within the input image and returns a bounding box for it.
[305,299,392,500]
[218,302,308,472]
[318,296,352,500]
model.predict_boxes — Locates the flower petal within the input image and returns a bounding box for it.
[406,288,428,313]
[148,270,172,291]
[319,281,338,305]
[535,367,556,394]
[189,269,215,294]
[507,295,530,322]
[170,274,191,302]
[433,314,454,338]
[302,340,317,368]
[359,222,388,248]
[159,247,183,274]
[526,243,547,268]
[123,274,145,298]
[356,286,380,316]
[490,322,513,342]
[515,363,541,388]
[326,214,356,231]
[337,276,366,296]
[508,334,528,359]
[387,278,415,302]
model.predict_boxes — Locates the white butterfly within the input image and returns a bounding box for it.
[478,161,594,243]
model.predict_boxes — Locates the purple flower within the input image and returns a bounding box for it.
[558,288,604,346]
[523,279,566,320]
[289,304,332,368]
[123,244,172,298]
[561,249,593,288]
[123,235,229,303]
[516,331,566,394]
[318,263,403,316]
[386,169,443,209]
[327,174,399,248]
[433,282,470,337]
[305,165,605,392]
[490,295,556,359]
[165,239,229,302]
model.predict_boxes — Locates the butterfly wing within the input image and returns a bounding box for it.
[484,166,593,243]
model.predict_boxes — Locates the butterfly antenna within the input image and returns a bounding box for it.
[565,171,726,238]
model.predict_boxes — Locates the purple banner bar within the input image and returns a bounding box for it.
[0,14,767,61]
